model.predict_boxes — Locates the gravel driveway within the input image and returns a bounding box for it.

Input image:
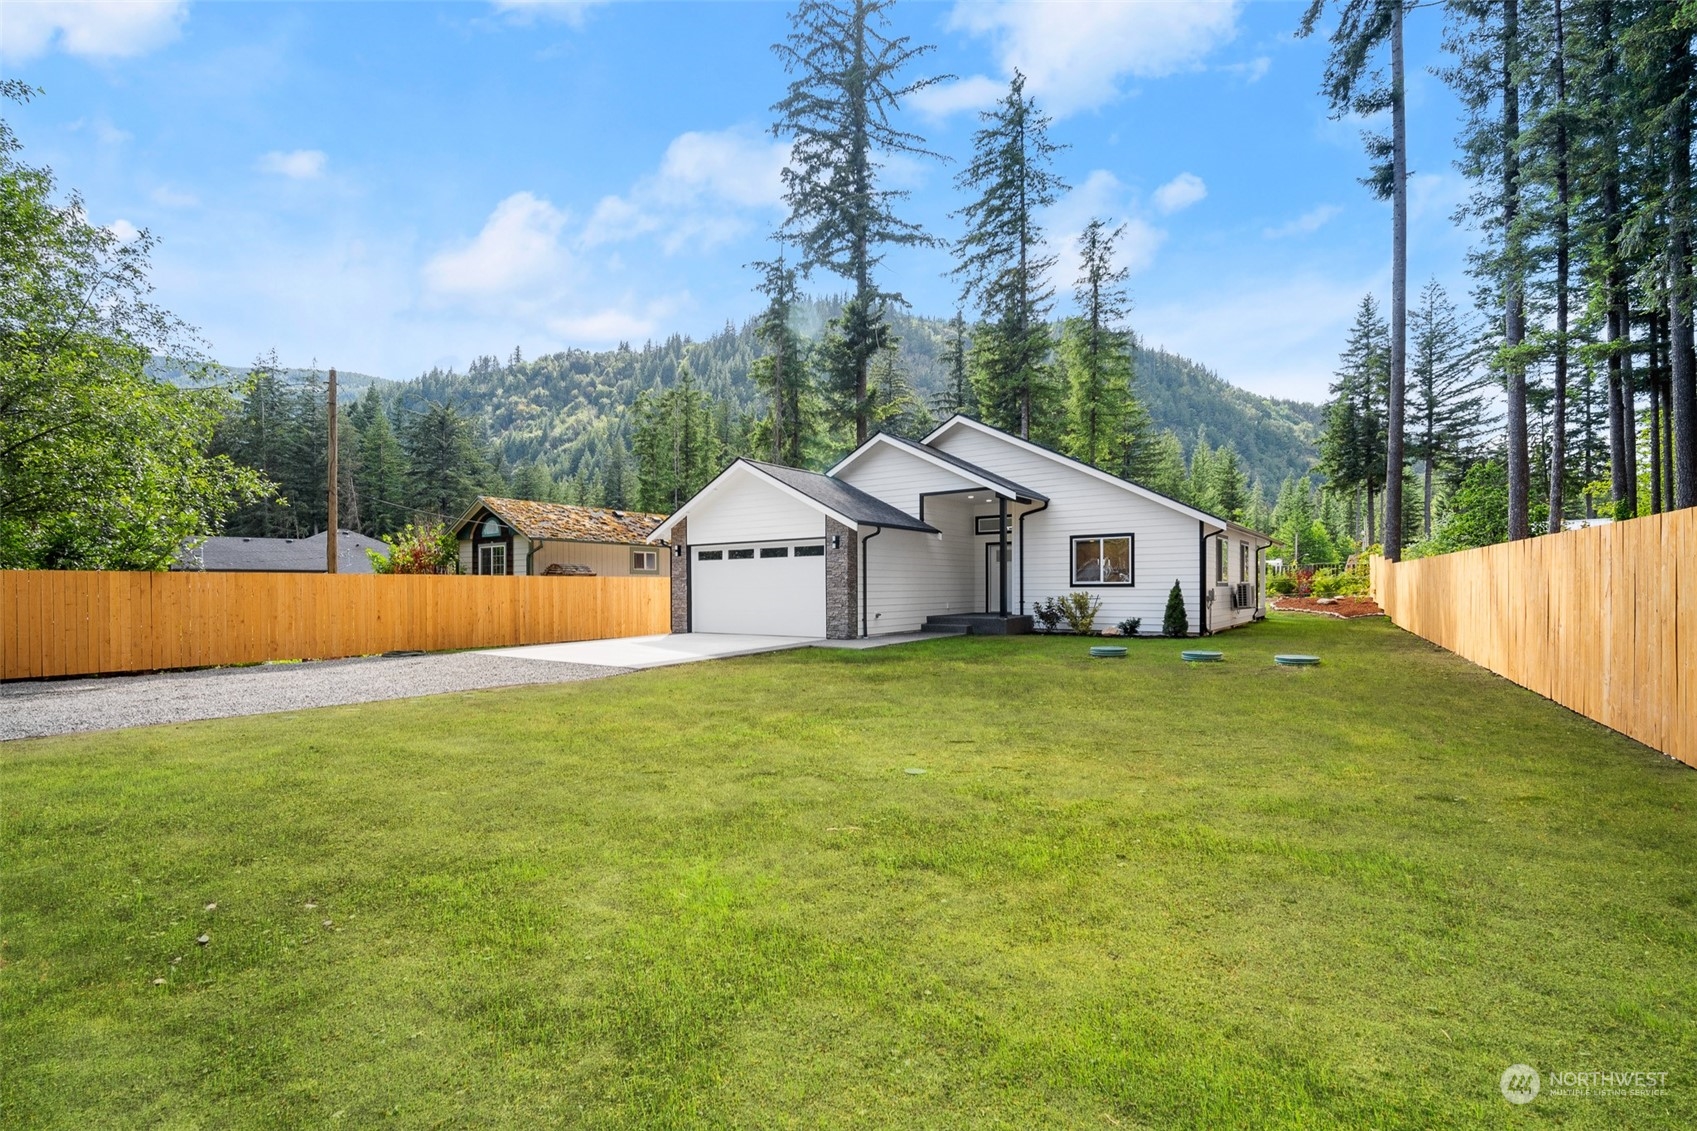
[0,652,629,741]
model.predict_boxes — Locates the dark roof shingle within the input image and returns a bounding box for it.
[744,460,937,532]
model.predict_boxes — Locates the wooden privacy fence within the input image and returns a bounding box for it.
[1,572,671,681]
[1370,509,1695,769]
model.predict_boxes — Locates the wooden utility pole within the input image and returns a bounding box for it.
[327,366,339,573]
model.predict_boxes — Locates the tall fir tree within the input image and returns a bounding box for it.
[1407,279,1492,537]
[771,0,944,447]
[748,248,811,466]
[1319,295,1390,544]
[930,309,975,419]
[631,364,721,511]
[1060,219,1141,472]
[950,70,1068,441]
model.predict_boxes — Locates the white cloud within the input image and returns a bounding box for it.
[910,75,1006,121]
[1153,172,1207,214]
[150,184,200,208]
[1263,204,1342,239]
[258,149,327,180]
[548,305,667,343]
[1044,170,1167,294]
[424,191,571,300]
[0,1,186,62]
[583,126,789,253]
[944,0,1241,117]
[106,218,141,242]
[1224,56,1271,83]
[490,1,607,27]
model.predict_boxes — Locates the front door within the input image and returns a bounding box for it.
[983,542,1007,613]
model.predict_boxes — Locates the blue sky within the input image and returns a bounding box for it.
[4,0,1480,403]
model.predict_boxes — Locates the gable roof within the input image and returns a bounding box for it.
[176,530,390,573]
[456,496,667,545]
[923,414,1228,530]
[649,458,936,541]
[829,431,1048,502]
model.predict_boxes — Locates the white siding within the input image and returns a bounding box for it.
[862,498,977,634]
[932,425,1216,635]
[513,533,531,576]
[458,539,472,575]
[836,441,979,516]
[687,471,828,544]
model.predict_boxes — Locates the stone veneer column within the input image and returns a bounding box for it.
[825,518,858,640]
[668,517,689,634]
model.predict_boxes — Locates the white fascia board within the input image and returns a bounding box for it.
[828,432,1012,497]
[646,460,854,543]
[924,414,1228,531]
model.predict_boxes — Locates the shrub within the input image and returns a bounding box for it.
[1310,570,1343,598]
[1057,591,1102,635]
[1117,617,1141,637]
[1162,580,1189,637]
[1034,597,1063,632]
[369,522,459,575]
[1268,574,1297,596]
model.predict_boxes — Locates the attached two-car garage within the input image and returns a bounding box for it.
[690,540,827,637]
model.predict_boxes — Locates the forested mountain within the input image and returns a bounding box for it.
[371,303,1320,498]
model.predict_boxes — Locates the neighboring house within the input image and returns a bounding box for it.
[175,529,390,573]
[649,415,1271,639]
[451,496,668,577]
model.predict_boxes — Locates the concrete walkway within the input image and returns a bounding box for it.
[479,633,819,669]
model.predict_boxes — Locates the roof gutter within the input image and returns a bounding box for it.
[1198,523,1211,637]
[861,524,883,638]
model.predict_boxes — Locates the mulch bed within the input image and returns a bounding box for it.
[1269,595,1384,618]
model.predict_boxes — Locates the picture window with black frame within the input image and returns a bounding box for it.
[1071,535,1133,586]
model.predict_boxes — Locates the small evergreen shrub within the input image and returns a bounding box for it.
[1034,598,1063,632]
[1162,580,1189,637]
[1117,617,1141,637]
[1057,591,1102,634]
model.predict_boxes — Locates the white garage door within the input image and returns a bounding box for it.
[692,541,827,636]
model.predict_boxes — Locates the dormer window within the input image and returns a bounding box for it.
[481,516,502,538]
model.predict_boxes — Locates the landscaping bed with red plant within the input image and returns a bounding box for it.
[1269,595,1384,618]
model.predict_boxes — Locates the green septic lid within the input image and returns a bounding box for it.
[1089,645,1128,658]
[1181,650,1224,662]
[1274,654,1321,666]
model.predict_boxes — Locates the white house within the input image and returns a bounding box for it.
[648,415,1271,639]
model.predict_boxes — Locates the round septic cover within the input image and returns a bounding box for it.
[1274,654,1321,666]
[1181,650,1223,662]
[1089,645,1128,658]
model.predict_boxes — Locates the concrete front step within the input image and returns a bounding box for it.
[922,613,1034,636]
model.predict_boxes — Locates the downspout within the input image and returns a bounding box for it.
[861,525,883,638]
[1198,522,1210,637]
[998,496,1009,617]
[1017,498,1049,614]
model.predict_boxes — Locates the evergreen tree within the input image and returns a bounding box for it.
[1406,279,1492,537]
[1319,295,1390,544]
[1300,0,1412,558]
[748,248,811,466]
[352,388,408,536]
[951,70,1068,441]
[631,364,720,511]
[930,309,975,418]
[601,440,631,509]
[1135,429,1190,501]
[1209,444,1250,522]
[402,402,494,521]
[867,347,933,438]
[1162,580,1189,637]
[214,350,295,537]
[1060,219,1141,472]
[771,0,944,446]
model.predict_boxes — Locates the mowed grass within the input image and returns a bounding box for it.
[2,615,1694,1129]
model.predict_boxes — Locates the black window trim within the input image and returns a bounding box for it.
[759,546,790,558]
[1069,533,1136,588]
[975,514,1013,536]
[697,549,723,561]
[727,548,756,560]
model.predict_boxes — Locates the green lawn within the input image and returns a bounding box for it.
[3,614,1693,1129]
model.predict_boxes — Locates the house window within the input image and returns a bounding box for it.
[759,546,789,558]
[478,544,507,576]
[793,544,825,557]
[631,549,658,573]
[697,550,723,561]
[1071,535,1133,586]
[1216,538,1229,584]
[975,514,1012,536]
[1240,543,1250,583]
[727,548,755,560]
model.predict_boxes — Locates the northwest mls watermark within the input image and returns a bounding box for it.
[1500,1063,1672,1104]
